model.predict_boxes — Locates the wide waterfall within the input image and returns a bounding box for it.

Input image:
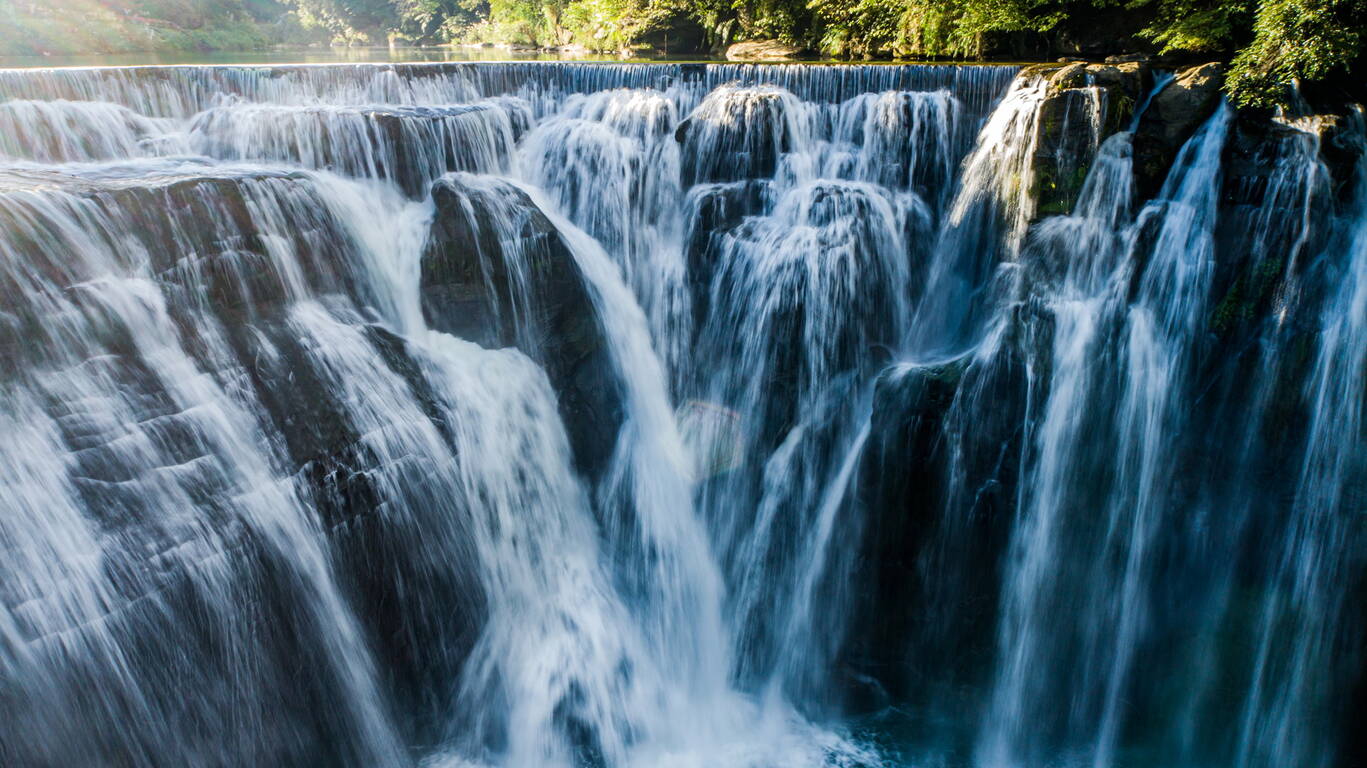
[0,61,1362,768]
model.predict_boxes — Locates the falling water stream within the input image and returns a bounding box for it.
[0,62,1362,768]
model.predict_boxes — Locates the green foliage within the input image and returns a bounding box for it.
[804,0,1361,105]
[808,0,902,56]
[560,0,667,49]
[730,0,814,43]
[395,0,481,37]
[287,0,400,40]
[1227,0,1365,106]
[1136,0,1252,53]
[0,0,319,55]
[809,0,1071,59]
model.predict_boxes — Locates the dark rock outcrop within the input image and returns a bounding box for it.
[421,174,624,481]
[676,86,796,186]
[682,179,770,330]
[846,328,1032,715]
[1134,62,1225,198]
[1310,111,1366,197]
[1029,62,1148,217]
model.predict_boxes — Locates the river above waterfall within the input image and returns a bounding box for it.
[0,47,1031,70]
[0,47,667,69]
[0,60,1362,768]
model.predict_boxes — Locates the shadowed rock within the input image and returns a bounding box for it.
[1134,62,1225,198]
[421,174,624,481]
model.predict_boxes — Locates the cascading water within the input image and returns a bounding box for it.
[0,61,1362,768]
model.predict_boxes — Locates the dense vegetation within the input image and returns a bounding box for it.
[803,0,1366,106]
[0,0,1362,106]
[0,1,321,54]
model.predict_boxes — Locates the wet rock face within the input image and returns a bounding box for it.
[676,86,797,186]
[850,360,965,695]
[683,180,770,331]
[421,175,624,481]
[189,102,529,198]
[1206,112,1336,352]
[1134,62,1225,198]
[1311,112,1367,197]
[0,170,349,372]
[0,168,496,761]
[848,332,1031,710]
[1028,62,1148,217]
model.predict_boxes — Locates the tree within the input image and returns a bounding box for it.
[1227,0,1365,106]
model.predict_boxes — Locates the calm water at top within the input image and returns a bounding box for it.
[0,45,689,69]
[0,45,1016,70]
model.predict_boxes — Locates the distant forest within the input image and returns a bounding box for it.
[0,0,1362,106]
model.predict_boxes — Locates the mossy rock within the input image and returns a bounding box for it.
[1028,62,1149,218]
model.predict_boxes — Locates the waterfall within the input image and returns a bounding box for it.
[0,61,1362,768]
[1231,108,1367,768]
[911,72,1048,353]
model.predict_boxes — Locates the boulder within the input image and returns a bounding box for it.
[421,174,624,481]
[1030,62,1148,217]
[676,86,796,186]
[1134,62,1225,198]
[1047,61,1146,101]
[724,40,812,61]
